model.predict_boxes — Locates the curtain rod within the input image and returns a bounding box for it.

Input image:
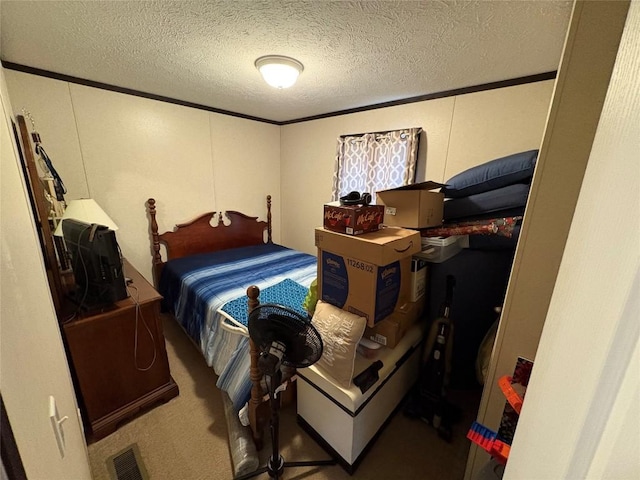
[339,126,422,139]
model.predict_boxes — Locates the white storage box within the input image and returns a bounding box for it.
[417,235,466,263]
[296,322,425,473]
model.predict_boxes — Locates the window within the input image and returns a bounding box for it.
[331,127,421,202]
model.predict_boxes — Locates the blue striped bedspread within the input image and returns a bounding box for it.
[159,243,317,409]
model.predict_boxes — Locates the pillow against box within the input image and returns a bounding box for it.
[443,183,531,221]
[310,300,367,388]
[442,150,538,199]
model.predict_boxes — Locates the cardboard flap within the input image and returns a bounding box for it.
[377,181,445,193]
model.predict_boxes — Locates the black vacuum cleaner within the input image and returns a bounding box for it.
[404,275,459,441]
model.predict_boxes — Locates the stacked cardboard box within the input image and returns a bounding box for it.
[376,181,445,229]
[323,204,384,235]
[315,226,420,329]
[316,182,447,348]
[363,299,425,348]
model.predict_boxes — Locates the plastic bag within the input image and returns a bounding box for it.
[221,392,259,476]
[303,278,318,316]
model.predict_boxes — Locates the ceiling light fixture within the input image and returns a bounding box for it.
[255,55,304,89]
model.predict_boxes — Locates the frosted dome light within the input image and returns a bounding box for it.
[255,55,304,89]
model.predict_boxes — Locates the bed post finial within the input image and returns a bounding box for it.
[147,198,160,261]
[247,285,260,312]
[266,195,272,243]
[147,198,162,280]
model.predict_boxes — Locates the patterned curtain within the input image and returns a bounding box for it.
[331,127,421,202]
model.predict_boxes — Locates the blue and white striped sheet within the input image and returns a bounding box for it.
[159,243,317,409]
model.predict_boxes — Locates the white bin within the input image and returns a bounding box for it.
[296,322,425,473]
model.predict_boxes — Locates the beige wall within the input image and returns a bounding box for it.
[6,71,554,268]
[280,80,554,254]
[445,81,556,181]
[0,70,91,479]
[5,70,281,282]
[507,1,638,477]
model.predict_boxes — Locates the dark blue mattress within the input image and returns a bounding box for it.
[443,183,530,221]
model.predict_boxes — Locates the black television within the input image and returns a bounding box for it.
[61,218,128,309]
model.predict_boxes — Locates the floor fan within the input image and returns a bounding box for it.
[235,303,336,480]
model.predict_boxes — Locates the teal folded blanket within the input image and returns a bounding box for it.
[220,278,309,327]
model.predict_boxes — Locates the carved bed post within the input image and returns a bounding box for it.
[246,285,266,449]
[247,285,260,312]
[147,198,163,285]
[266,195,272,243]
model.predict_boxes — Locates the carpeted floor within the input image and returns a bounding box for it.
[87,314,480,480]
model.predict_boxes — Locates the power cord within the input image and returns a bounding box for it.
[126,283,157,372]
[62,228,155,371]
[61,225,92,324]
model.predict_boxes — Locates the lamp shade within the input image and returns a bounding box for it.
[53,199,118,236]
[255,55,304,89]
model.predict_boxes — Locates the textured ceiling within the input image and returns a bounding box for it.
[0,1,573,123]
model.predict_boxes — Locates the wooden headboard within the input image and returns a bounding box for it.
[146,195,273,285]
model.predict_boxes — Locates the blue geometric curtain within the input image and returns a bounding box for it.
[331,127,421,202]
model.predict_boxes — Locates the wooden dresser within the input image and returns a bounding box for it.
[62,259,179,441]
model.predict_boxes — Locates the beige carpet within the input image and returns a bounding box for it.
[88,314,480,480]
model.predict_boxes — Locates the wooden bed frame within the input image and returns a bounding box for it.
[146,195,275,450]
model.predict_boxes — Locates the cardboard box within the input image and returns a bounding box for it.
[363,300,425,348]
[323,204,384,235]
[315,227,421,326]
[410,257,428,302]
[376,181,445,229]
[315,226,421,266]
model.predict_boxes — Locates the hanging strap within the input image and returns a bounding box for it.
[34,143,66,201]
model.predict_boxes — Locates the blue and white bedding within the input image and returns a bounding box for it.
[159,243,317,409]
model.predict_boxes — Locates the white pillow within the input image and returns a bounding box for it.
[311,300,367,388]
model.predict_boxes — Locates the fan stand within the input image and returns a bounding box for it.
[235,359,336,480]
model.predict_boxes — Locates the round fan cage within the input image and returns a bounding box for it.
[248,303,323,368]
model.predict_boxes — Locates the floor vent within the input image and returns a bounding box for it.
[107,443,149,480]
